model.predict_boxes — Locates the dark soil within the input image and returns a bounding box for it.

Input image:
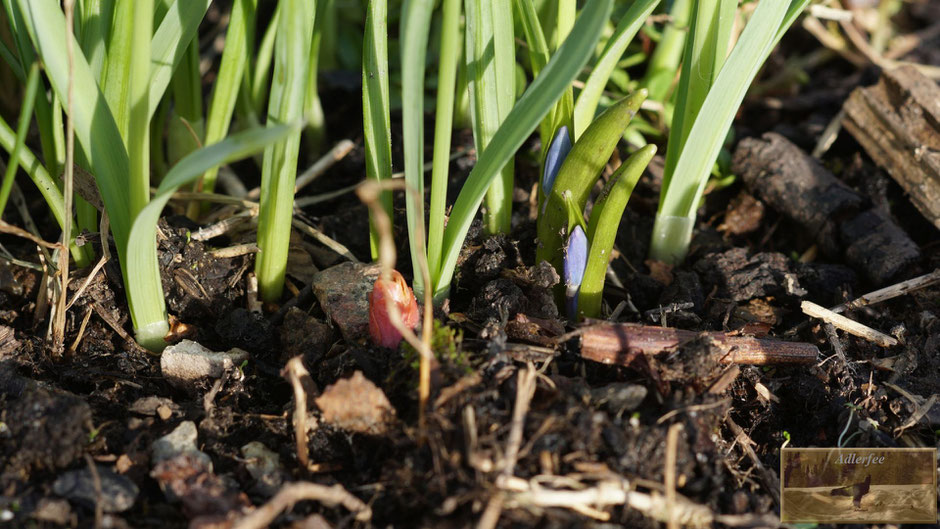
[2,8,940,529]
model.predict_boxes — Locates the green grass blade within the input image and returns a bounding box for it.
[15,0,131,253]
[148,0,211,120]
[127,0,154,219]
[400,0,433,295]
[465,0,516,235]
[168,41,205,168]
[427,0,461,277]
[251,6,280,115]
[577,144,654,319]
[572,0,659,138]
[514,0,550,78]
[362,0,392,261]
[0,62,40,216]
[304,0,327,153]
[128,123,299,351]
[197,0,256,198]
[76,0,113,80]
[661,0,735,190]
[651,0,802,264]
[641,0,690,101]
[255,0,315,302]
[435,0,613,300]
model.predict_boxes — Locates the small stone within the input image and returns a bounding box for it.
[151,421,212,470]
[157,405,173,421]
[129,396,179,417]
[241,441,286,497]
[280,307,333,363]
[589,383,648,415]
[160,340,248,390]
[311,262,381,342]
[53,467,139,512]
[32,498,71,525]
[315,371,397,435]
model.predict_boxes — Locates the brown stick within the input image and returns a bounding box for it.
[802,300,898,348]
[578,324,818,366]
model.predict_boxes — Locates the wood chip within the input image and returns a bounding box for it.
[843,65,940,230]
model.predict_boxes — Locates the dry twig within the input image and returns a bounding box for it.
[802,300,898,347]
[830,269,940,314]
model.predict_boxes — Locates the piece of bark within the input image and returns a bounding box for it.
[840,209,920,285]
[733,132,864,256]
[843,65,940,230]
[578,324,818,367]
[733,133,920,284]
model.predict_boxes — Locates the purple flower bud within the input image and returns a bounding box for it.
[563,225,587,317]
[542,125,572,197]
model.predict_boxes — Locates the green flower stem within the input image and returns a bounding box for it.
[578,144,655,320]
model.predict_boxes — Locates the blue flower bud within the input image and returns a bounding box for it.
[542,125,572,198]
[563,224,587,317]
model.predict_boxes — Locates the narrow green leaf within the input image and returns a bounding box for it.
[577,144,655,319]
[198,0,256,197]
[641,0,691,101]
[362,0,392,261]
[148,0,212,120]
[514,0,550,78]
[662,0,735,190]
[652,0,807,264]
[427,0,461,277]
[255,0,315,302]
[251,6,280,115]
[400,0,433,295]
[128,124,299,351]
[573,0,659,138]
[0,62,40,216]
[77,0,114,80]
[127,0,154,219]
[435,0,614,300]
[465,0,515,235]
[15,0,132,253]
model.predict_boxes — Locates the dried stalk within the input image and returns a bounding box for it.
[356,180,434,436]
[802,300,898,347]
[230,482,371,529]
